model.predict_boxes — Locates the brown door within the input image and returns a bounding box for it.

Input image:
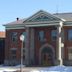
[42,53,52,66]
[41,47,54,66]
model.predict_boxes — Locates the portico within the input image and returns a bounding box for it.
[24,21,64,66]
[20,10,64,66]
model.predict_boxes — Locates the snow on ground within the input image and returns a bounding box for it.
[30,65,72,72]
[0,65,19,72]
[0,65,72,72]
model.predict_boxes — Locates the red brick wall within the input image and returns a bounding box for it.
[63,26,72,60]
[34,26,57,64]
[5,29,25,61]
[5,26,72,64]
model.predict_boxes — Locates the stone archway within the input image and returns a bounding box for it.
[39,43,55,66]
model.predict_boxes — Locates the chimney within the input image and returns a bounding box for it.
[16,17,19,21]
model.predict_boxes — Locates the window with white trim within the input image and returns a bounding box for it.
[51,30,57,41]
[68,48,72,60]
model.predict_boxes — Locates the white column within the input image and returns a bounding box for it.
[61,28,64,59]
[57,21,63,65]
[25,27,29,65]
[30,28,35,64]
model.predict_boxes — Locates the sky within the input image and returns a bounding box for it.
[0,0,72,31]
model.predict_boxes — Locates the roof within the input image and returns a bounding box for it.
[54,13,72,21]
[4,10,72,26]
[6,19,26,25]
[0,32,5,38]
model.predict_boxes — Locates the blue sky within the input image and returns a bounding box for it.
[0,0,72,31]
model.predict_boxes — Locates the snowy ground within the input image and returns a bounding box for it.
[0,65,19,72]
[30,66,72,72]
[0,65,72,72]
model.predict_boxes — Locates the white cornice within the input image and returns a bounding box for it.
[5,21,63,30]
[24,21,60,25]
[5,24,25,30]
[64,21,72,26]
[25,23,59,27]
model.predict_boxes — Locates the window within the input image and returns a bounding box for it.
[10,49,16,60]
[68,30,72,41]
[38,31,45,42]
[51,30,57,41]
[68,48,72,60]
[11,32,17,42]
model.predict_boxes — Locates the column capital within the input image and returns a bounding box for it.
[59,21,63,27]
[55,21,63,28]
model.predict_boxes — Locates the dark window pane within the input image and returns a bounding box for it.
[11,32,17,42]
[38,31,45,42]
[51,30,57,41]
[68,30,72,41]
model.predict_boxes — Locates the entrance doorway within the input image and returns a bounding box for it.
[41,47,54,66]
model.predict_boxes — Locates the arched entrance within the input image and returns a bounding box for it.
[39,44,55,66]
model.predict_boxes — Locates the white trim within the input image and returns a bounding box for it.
[39,43,55,65]
[5,24,25,30]
[25,23,59,27]
[64,25,72,26]
[64,21,72,26]
[5,21,60,29]
[24,21,60,24]
[6,27,25,30]
[25,21,60,27]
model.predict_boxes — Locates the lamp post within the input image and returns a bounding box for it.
[20,34,25,72]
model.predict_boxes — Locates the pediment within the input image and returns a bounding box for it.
[24,10,61,22]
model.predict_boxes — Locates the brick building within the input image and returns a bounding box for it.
[0,31,5,64]
[4,10,72,66]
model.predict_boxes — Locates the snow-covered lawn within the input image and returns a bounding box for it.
[0,65,72,72]
[0,65,19,72]
[30,66,72,72]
